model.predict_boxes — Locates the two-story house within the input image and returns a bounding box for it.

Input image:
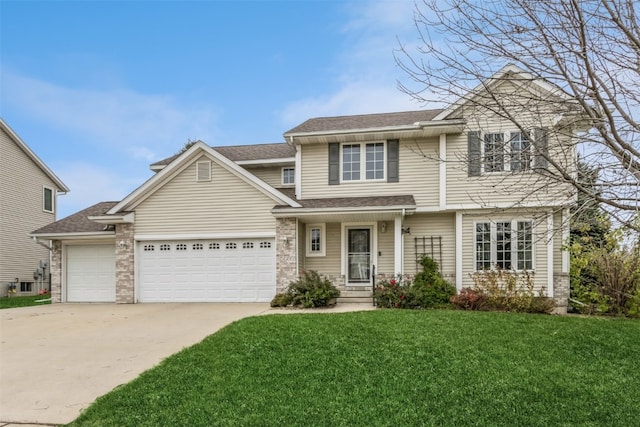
[32,65,582,311]
[1,118,69,295]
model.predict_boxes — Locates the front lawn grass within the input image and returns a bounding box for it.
[0,294,51,309]
[69,310,640,427]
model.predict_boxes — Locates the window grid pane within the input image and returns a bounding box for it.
[475,223,491,270]
[496,221,512,269]
[484,133,505,172]
[310,228,321,252]
[342,144,361,181]
[510,132,531,172]
[283,168,295,184]
[517,221,533,270]
[365,143,384,180]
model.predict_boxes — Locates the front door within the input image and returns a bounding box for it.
[347,228,371,284]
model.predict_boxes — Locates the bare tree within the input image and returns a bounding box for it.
[395,0,639,231]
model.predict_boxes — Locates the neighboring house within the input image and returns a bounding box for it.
[32,65,583,312]
[1,118,69,295]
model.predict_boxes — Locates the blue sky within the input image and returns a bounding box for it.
[1,0,427,218]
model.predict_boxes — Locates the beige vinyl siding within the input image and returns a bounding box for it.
[376,222,394,275]
[133,154,277,234]
[0,129,58,286]
[300,139,439,207]
[460,210,549,292]
[244,166,292,188]
[301,222,341,275]
[446,79,574,207]
[402,213,456,280]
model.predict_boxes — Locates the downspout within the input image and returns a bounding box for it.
[401,208,405,278]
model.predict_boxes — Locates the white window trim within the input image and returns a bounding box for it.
[340,141,386,182]
[473,219,536,272]
[43,186,54,213]
[281,167,295,185]
[306,223,326,257]
[481,131,532,174]
[340,222,378,284]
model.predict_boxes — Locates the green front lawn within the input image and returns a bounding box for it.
[70,310,640,427]
[0,294,51,309]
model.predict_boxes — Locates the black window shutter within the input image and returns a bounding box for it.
[468,131,481,177]
[387,139,399,182]
[328,143,340,185]
[533,128,549,170]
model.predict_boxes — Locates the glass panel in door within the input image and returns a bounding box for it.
[348,228,370,283]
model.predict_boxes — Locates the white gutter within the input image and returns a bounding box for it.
[271,206,416,217]
[28,231,115,240]
[88,212,135,224]
[237,157,295,166]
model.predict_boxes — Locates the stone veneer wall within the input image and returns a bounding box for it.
[276,217,297,293]
[115,223,135,303]
[553,273,570,314]
[50,241,62,303]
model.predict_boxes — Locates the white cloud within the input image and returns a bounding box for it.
[1,69,221,162]
[279,0,424,126]
[55,161,148,219]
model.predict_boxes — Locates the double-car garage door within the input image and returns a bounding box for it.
[65,238,275,302]
[138,238,275,302]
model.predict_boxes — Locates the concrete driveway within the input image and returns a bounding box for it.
[0,303,270,426]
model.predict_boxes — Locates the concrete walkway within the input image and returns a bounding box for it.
[0,302,375,426]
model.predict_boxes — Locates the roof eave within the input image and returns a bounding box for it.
[272,205,417,217]
[29,231,115,240]
[284,120,466,144]
[87,212,135,224]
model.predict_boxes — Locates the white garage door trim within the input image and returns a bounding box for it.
[66,244,116,302]
[138,238,275,302]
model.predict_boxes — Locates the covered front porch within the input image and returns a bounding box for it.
[273,195,416,293]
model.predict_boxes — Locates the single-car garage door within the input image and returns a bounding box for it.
[138,238,275,302]
[66,244,116,302]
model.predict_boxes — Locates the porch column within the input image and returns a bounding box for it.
[394,216,402,276]
[276,217,298,293]
[115,223,135,304]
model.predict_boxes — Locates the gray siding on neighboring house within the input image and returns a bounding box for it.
[0,127,59,288]
[133,154,278,235]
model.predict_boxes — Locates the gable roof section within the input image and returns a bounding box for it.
[1,118,70,192]
[150,142,295,170]
[433,64,573,121]
[31,201,118,238]
[284,109,444,135]
[109,141,301,215]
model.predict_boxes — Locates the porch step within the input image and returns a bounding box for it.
[337,297,374,304]
[337,290,374,305]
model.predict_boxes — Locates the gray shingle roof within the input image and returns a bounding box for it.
[274,195,416,210]
[284,109,444,135]
[151,143,295,168]
[32,201,119,235]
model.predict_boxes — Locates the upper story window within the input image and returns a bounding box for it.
[342,142,385,181]
[43,186,54,213]
[468,129,546,177]
[475,220,534,271]
[329,140,398,185]
[282,167,295,185]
